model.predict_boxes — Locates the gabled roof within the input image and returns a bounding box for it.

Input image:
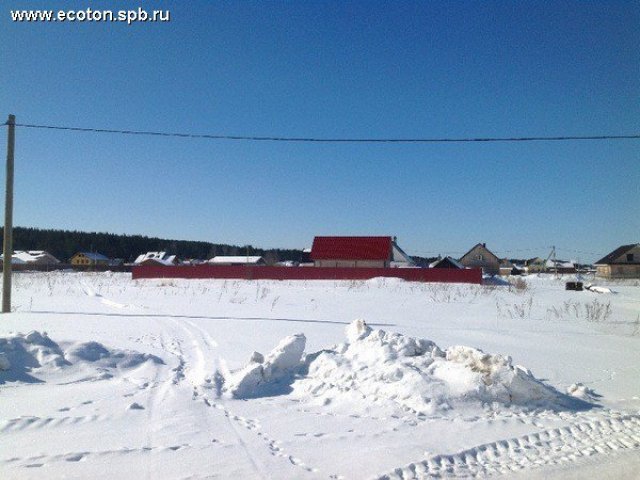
[75,252,109,261]
[391,243,416,266]
[138,255,176,266]
[546,259,575,269]
[134,251,172,264]
[208,256,264,265]
[8,250,60,263]
[595,244,640,265]
[311,236,392,261]
[429,256,464,269]
[459,243,500,262]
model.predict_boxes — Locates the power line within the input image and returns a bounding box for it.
[5,121,640,144]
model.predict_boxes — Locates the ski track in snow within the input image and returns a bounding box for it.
[376,413,640,479]
[4,444,189,469]
[132,291,322,478]
[202,395,321,476]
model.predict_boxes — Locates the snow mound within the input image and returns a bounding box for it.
[226,334,306,398]
[65,341,163,369]
[585,284,612,294]
[567,383,597,401]
[0,331,69,378]
[293,320,575,414]
[0,331,163,384]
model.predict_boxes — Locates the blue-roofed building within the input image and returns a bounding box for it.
[70,252,111,267]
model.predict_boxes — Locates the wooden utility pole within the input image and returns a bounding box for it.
[3,114,15,313]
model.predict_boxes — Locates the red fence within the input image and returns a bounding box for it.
[132,265,482,284]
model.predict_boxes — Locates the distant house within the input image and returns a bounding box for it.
[310,236,415,268]
[429,256,464,269]
[134,251,177,266]
[594,244,640,279]
[208,256,266,266]
[180,258,207,266]
[276,260,298,267]
[299,248,313,266]
[525,257,545,273]
[499,259,515,276]
[70,252,110,267]
[545,259,576,274]
[458,243,500,275]
[0,250,60,265]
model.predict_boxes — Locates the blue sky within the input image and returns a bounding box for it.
[1,1,638,262]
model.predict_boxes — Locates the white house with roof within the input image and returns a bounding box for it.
[70,252,110,267]
[544,259,576,273]
[0,250,60,265]
[133,251,177,266]
[208,256,266,266]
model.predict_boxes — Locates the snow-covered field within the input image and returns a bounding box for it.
[1,272,639,479]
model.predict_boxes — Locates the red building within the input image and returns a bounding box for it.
[310,236,415,268]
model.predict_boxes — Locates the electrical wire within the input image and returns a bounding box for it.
[6,121,640,144]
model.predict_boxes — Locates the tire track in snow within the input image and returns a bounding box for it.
[375,413,640,479]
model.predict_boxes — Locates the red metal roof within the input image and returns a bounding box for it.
[310,236,392,261]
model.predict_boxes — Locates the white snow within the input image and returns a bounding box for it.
[585,284,613,294]
[1,272,639,479]
[226,333,306,398]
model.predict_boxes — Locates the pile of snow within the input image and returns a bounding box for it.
[225,333,306,398]
[229,320,580,414]
[567,382,597,401]
[585,284,613,294]
[0,331,163,383]
[0,331,69,376]
[65,341,162,369]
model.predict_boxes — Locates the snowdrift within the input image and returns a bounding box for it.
[226,334,306,398]
[228,320,588,413]
[0,331,163,384]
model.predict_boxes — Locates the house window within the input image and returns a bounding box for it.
[627,253,634,262]
[477,254,483,261]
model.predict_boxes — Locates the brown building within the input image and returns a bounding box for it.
[594,244,640,279]
[459,243,500,276]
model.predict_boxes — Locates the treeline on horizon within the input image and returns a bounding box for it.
[0,227,307,264]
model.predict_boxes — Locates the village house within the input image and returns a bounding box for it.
[525,257,545,273]
[310,236,415,268]
[499,259,515,276]
[429,256,464,269]
[0,250,60,265]
[208,256,266,266]
[133,251,178,266]
[545,259,576,274]
[458,243,500,276]
[594,243,640,279]
[70,252,110,267]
